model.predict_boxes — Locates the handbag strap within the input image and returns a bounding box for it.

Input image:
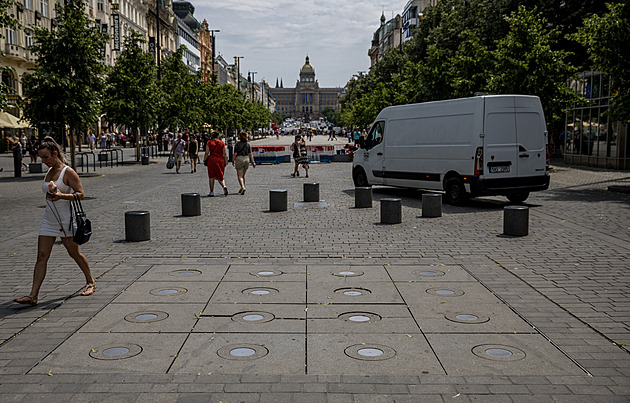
[72,194,85,214]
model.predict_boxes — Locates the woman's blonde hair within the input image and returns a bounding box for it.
[38,136,67,164]
[238,131,249,142]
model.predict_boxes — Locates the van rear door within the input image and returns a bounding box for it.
[483,97,518,180]
[514,97,547,178]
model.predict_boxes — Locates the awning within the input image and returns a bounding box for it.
[0,111,31,128]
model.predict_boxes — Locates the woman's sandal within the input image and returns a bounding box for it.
[80,283,96,296]
[13,295,37,306]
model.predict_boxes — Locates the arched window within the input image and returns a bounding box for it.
[2,69,17,95]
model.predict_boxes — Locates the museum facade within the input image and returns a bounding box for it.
[269,56,343,121]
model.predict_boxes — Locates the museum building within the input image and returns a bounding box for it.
[269,56,343,121]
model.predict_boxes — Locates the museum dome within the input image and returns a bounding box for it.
[300,56,315,74]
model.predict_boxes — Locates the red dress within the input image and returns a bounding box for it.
[206,139,225,180]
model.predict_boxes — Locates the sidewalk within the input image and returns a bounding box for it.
[0,145,629,401]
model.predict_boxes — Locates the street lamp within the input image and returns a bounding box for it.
[209,29,219,82]
[234,56,244,92]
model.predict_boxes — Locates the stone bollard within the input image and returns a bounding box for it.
[125,211,150,242]
[141,155,150,165]
[422,193,442,218]
[304,183,320,202]
[503,205,529,236]
[29,163,44,173]
[381,198,402,224]
[355,187,372,208]
[269,189,288,212]
[181,193,201,216]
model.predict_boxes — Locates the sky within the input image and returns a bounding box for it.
[192,0,410,88]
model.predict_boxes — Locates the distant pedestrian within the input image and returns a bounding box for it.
[27,135,39,163]
[290,134,309,178]
[188,135,199,173]
[99,132,107,149]
[170,133,186,174]
[13,137,95,307]
[232,131,256,195]
[88,132,96,151]
[203,130,228,196]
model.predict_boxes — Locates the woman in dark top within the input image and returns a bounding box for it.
[232,131,256,195]
[203,130,228,196]
[188,135,199,173]
[27,135,39,163]
[291,134,309,178]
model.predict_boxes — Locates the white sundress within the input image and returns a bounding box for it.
[39,166,76,237]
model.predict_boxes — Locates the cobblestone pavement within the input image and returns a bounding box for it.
[0,138,629,402]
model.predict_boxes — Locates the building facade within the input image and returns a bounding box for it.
[402,0,438,43]
[269,56,342,121]
[563,71,629,169]
[197,19,212,82]
[173,1,200,72]
[368,13,402,68]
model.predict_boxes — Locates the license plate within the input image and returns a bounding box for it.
[489,166,510,173]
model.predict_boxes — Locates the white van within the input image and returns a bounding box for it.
[352,95,550,204]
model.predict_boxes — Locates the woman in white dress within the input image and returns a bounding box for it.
[13,138,95,306]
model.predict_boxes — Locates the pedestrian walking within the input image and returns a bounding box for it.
[203,130,228,197]
[27,135,39,163]
[188,135,199,173]
[290,134,309,178]
[170,133,186,174]
[99,131,107,149]
[88,132,96,151]
[13,137,95,306]
[232,131,256,195]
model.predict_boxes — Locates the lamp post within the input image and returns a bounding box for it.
[234,56,244,92]
[209,29,219,82]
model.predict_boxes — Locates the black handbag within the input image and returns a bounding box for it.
[71,194,92,245]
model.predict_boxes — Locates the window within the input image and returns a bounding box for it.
[25,0,33,10]
[5,27,16,45]
[97,0,103,11]
[40,0,48,17]
[24,29,33,48]
[2,70,17,94]
[366,121,385,148]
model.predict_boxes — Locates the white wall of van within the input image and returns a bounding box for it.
[352,95,550,204]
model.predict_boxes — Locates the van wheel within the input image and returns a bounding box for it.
[444,177,468,205]
[506,192,529,204]
[353,168,370,187]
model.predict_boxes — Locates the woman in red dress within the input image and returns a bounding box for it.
[203,130,228,196]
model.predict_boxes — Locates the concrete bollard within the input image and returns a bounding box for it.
[141,155,150,165]
[125,211,151,242]
[29,163,44,173]
[355,187,372,208]
[381,198,402,224]
[503,205,529,236]
[269,189,288,212]
[304,183,320,202]
[422,193,442,218]
[181,193,201,216]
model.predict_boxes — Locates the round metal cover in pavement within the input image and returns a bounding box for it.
[472,344,526,361]
[425,287,464,297]
[411,269,446,277]
[335,287,372,296]
[232,311,275,324]
[345,344,396,361]
[169,269,202,277]
[338,312,382,323]
[249,270,283,277]
[444,312,490,324]
[331,270,364,277]
[242,287,279,296]
[149,287,188,296]
[124,311,169,323]
[89,343,142,360]
[217,344,269,360]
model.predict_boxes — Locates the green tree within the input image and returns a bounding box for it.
[104,31,158,160]
[488,6,578,124]
[573,2,630,122]
[158,46,204,132]
[21,0,108,166]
